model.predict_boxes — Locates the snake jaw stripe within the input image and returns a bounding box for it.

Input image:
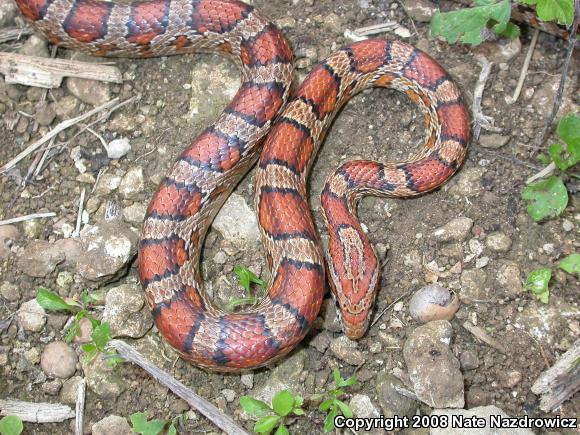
[17,0,470,371]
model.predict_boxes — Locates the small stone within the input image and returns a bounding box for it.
[460,269,488,303]
[276,16,296,29]
[123,203,147,224]
[321,298,342,333]
[486,232,512,252]
[92,415,132,435]
[0,224,19,259]
[56,271,75,289]
[432,217,473,242]
[479,133,511,149]
[322,13,342,33]
[0,281,20,302]
[41,341,78,379]
[459,349,480,370]
[17,299,47,332]
[105,138,131,159]
[60,376,83,404]
[102,283,153,338]
[17,240,65,278]
[449,167,485,196]
[19,35,49,57]
[0,2,18,27]
[401,0,437,21]
[369,341,383,353]
[83,354,127,398]
[42,379,63,395]
[213,193,260,247]
[222,389,236,403]
[393,26,411,38]
[24,347,41,364]
[403,320,464,408]
[72,316,93,344]
[562,219,574,232]
[475,256,490,269]
[66,77,111,106]
[53,96,80,119]
[496,262,523,296]
[330,336,366,366]
[501,370,522,388]
[349,394,380,418]
[241,373,254,389]
[310,331,331,353]
[376,371,417,418]
[118,166,145,198]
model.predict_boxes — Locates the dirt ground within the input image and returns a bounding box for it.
[0,0,578,434]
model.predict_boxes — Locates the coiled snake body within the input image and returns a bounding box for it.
[17,0,470,371]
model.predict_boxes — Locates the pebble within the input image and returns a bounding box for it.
[309,330,331,353]
[102,283,153,338]
[22,220,42,239]
[241,373,254,389]
[479,133,511,149]
[41,379,63,395]
[17,240,65,277]
[329,336,366,366]
[321,298,342,333]
[0,224,19,259]
[123,203,147,224]
[0,281,20,302]
[222,389,236,403]
[105,137,131,159]
[60,376,83,404]
[83,355,127,398]
[349,394,380,418]
[41,341,78,379]
[460,269,488,303]
[0,2,18,27]
[24,347,41,364]
[17,299,47,332]
[19,35,49,57]
[501,370,522,388]
[432,217,473,242]
[92,415,132,435]
[486,232,512,252]
[66,77,111,106]
[562,219,574,232]
[400,0,437,21]
[403,320,464,408]
[431,406,534,435]
[213,193,261,248]
[496,262,523,295]
[375,371,417,418]
[449,167,485,196]
[118,166,145,198]
[459,349,480,370]
[34,101,57,126]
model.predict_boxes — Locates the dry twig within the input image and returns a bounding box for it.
[506,28,539,104]
[0,25,33,44]
[75,379,86,435]
[0,212,55,226]
[462,321,507,354]
[0,399,75,423]
[472,56,501,140]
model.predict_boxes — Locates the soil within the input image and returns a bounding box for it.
[0,0,578,434]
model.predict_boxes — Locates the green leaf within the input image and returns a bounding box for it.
[496,22,520,38]
[239,396,272,417]
[272,390,294,417]
[430,0,512,45]
[335,400,353,418]
[558,113,580,148]
[63,320,81,343]
[524,268,552,303]
[319,399,334,411]
[130,412,166,435]
[323,406,339,432]
[36,288,74,312]
[254,415,280,434]
[559,253,580,275]
[522,176,568,221]
[525,0,574,24]
[91,322,112,351]
[234,266,266,292]
[549,114,580,171]
[292,407,305,416]
[537,154,551,165]
[167,424,177,435]
[0,415,23,435]
[274,425,290,435]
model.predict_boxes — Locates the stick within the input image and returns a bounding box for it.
[526,161,556,184]
[0,53,122,88]
[0,25,33,44]
[534,2,579,151]
[108,340,250,435]
[506,28,539,105]
[0,98,119,173]
[532,339,580,412]
[0,212,55,226]
[75,379,86,435]
[462,321,507,354]
[472,56,501,140]
[354,21,398,36]
[73,188,86,238]
[0,399,75,423]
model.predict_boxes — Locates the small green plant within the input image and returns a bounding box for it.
[523,113,579,222]
[316,369,357,432]
[0,416,23,435]
[525,253,579,303]
[240,390,304,434]
[36,288,122,367]
[130,411,182,435]
[226,265,267,311]
[431,0,573,45]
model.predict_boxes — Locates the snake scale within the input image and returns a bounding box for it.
[16,0,470,371]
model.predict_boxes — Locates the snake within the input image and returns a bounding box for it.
[16,0,470,371]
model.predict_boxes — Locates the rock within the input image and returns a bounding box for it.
[432,217,473,242]
[52,96,81,119]
[123,203,147,224]
[329,336,366,366]
[66,77,111,106]
[375,371,417,418]
[60,376,83,404]
[53,238,82,269]
[409,283,460,323]
[459,349,480,370]
[17,299,47,332]
[42,379,63,395]
[322,13,342,33]
[118,166,145,198]
[103,283,153,338]
[0,2,18,27]
[403,320,464,408]
[474,37,522,64]
[0,281,20,302]
[41,341,78,379]
[309,331,331,353]
[19,35,49,58]
[22,219,43,239]
[349,394,380,418]
[213,193,260,247]
[321,297,342,333]
[34,101,56,126]
[496,262,523,296]
[479,133,511,149]
[72,316,93,344]
[241,373,254,389]
[95,173,122,196]
[24,347,41,364]
[0,224,19,259]
[401,0,437,22]
[17,240,65,278]
[76,217,139,281]
[92,415,132,435]
[500,370,522,388]
[431,405,534,435]
[449,167,485,196]
[460,269,488,303]
[83,355,127,398]
[105,138,131,159]
[486,232,512,252]
[222,389,236,403]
